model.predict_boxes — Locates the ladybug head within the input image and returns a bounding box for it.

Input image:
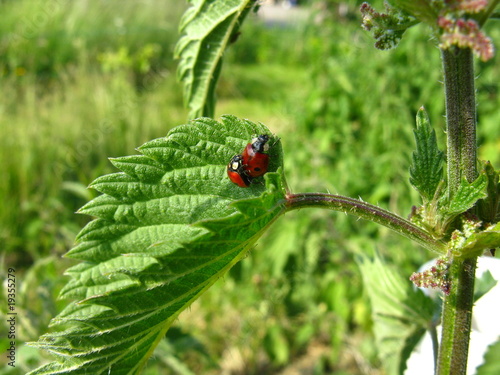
[251,134,270,153]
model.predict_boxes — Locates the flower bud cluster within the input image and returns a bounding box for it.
[438,14,494,61]
[360,0,495,60]
[410,258,451,295]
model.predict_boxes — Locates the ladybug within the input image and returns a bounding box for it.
[241,134,270,177]
[227,154,252,187]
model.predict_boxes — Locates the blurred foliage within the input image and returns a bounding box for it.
[0,0,186,79]
[0,0,188,263]
[1,0,499,374]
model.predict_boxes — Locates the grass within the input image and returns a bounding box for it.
[1,0,188,260]
[1,1,499,374]
[1,70,187,262]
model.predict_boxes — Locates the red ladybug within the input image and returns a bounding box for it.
[227,154,252,187]
[241,134,270,177]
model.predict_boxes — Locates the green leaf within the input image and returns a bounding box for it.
[28,115,286,375]
[474,270,497,303]
[458,222,500,258]
[409,107,445,202]
[476,339,500,375]
[478,160,500,224]
[444,173,488,217]
[175,0,257,119]
[358,253,435,375]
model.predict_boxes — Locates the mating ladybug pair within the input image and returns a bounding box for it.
[227,134,270,187]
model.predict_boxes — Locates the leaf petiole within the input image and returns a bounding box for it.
[285,193,446,253]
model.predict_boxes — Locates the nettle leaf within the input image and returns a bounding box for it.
[458,222,500,258]
[478,160,500,224]
[443,173,488,218]
[474,270,497,303]
[409,107,445,202]
[358,254,435,375]
[175,0,258,119]
[28,115,286,375]
[476,339,500,375]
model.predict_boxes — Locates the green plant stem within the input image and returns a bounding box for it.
[442,47,477,190]
[437,47,478,375]
[285,193,446,253]
[437,257,477,375]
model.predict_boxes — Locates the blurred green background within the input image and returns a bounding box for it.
[1,0,499,374]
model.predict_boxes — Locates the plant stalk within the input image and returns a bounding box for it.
[442,47,477,191]
[285,193,446,253]
[437,257,477,375]
[436,47,478,375]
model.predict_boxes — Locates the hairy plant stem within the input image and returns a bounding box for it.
[443,48,477,191]
[285,193,446,253]
[437,47,478,375]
